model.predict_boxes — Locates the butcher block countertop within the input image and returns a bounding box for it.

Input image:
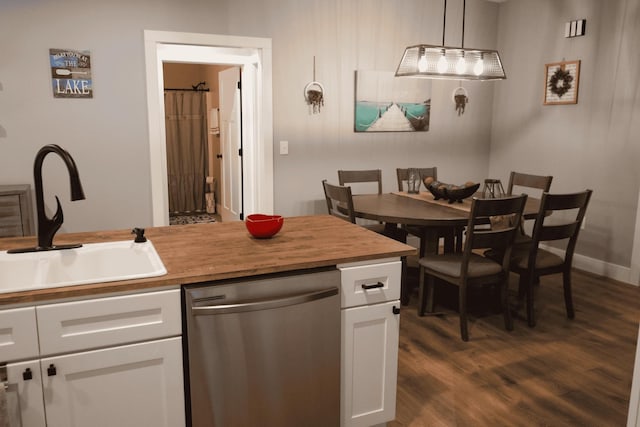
[0,215,415,306]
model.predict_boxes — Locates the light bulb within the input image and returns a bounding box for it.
[474,55,484,76]
[437,51,448,73]
[456,55,466,75]
[418,54,428,72]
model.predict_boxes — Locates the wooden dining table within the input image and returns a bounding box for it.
[351,191,540,305]
[352,191,541,255]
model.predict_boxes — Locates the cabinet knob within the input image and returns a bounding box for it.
[392,305,400,315]
[47,364,57,377]
[23,368,33,381]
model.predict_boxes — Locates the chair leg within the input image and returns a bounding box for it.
[426,275,435,313]
[526,271,536,328]
[459,284,469,341]
[563,269,575,319]
[418,266,426,316]
[501,276,513,331]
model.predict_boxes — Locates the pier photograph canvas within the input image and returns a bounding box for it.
[354,70,431,132]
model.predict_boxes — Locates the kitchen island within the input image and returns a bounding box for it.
[0,215,414,305]
[0,215,415,427]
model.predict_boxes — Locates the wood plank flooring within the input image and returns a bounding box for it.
[391,269,640,426]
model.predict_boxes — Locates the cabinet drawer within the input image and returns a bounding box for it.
[338,260,401,308]
[37,289,181,356]
[0,307,39,363]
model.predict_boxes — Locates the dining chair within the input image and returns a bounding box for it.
[396,167,459,256]
[338,169,382,194]
[417,194,528,341]
[507,171,553,244]
[507,189,592,328]
[396,167,437,192]
[322,179,385,235]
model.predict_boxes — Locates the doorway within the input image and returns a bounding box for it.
[144,31,274,227]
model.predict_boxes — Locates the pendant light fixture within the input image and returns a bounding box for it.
[395,0,506,81]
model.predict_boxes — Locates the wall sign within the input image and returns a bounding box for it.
[544,60,580,105]
[50,48,93,98]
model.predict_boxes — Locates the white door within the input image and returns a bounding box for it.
[341,300,400,427]
[40,337,184,427]
[4,359,46,427]
[218,66,243,222]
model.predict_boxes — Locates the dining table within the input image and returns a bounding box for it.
[351,191,541,304]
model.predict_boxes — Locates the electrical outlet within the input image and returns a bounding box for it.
[279,140,289,155]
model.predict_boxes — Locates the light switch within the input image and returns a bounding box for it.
[280,140,289,155]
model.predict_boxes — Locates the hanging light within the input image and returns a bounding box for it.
[395,0,506,81]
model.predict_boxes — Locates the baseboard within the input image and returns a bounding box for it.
[540,244,636,286]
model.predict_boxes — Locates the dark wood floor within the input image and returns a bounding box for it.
[391,268,640,426]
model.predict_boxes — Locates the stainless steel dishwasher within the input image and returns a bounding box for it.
[183,268,341,427]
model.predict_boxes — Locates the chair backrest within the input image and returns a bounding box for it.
[507,171,553,196]
[396,167,438,192]
[528,189,593,265]
[322,179,356,223]
[462,195,528,274]
[338,169,382,194]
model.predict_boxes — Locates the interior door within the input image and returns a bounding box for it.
[218,66,243,222]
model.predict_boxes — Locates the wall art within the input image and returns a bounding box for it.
[50,48,93,99]
[544,60,580,105]
[354,70,431,132]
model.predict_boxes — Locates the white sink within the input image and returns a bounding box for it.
[0,240,167,294]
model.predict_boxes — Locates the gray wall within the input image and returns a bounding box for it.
[0,0,636,271]
[0,0,498,232]
[489,0,640,267]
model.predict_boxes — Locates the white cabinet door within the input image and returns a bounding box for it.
[40,337,184,427]
[4,359,46,427]
[341,300,400,427]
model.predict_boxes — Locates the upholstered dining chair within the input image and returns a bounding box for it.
[418,194,528,341]
[396,167,460,256]
[506,171,553,244]
[507,189,592,328]
[338,169,383,194]
[322,180,385,235]
[396,167,437,192]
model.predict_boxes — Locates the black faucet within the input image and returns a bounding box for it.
[8,144,86,253]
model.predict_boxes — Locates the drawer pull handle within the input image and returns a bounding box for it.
[23,368,33,381]
[393,305,401,315]
[361,282,384,290]
[47,364,57,377]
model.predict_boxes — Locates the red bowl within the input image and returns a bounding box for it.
[245,214,284,238]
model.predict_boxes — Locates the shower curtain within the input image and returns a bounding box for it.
[164,90,208,214]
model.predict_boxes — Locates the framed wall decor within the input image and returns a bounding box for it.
[354,70,431,132]
[544,60,580,105]
[50,48,93,99]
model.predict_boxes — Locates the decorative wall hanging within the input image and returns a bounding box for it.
[544,60,580,105]
[304,56,324,114]
[49,48,92,99]
[452,86,468,116]
[355,70,431,132]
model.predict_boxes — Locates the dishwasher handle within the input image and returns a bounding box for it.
[191,287,339,316]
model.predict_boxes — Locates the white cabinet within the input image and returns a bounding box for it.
[339,259,401,427]
[41,337,183,427]
[0,289,184,427]
[3,359,46,427]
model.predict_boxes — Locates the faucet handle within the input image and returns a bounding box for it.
[132,227,147,243]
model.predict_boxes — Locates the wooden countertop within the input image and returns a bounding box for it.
[0,215,415,306]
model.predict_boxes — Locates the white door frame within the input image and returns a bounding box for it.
[143,30,274,226]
